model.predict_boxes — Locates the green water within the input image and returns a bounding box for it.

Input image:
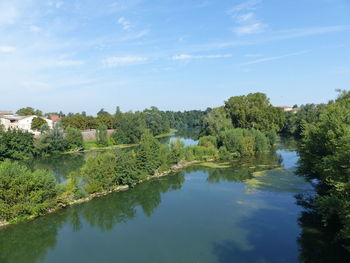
[1,143,349,262]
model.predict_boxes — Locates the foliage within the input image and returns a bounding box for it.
[115,150,142,186]
[281,104,325,138]
[35,124,68,155]
[0,160,58,221]
[112,111,146,144]
[298,90,350,250]
[225,92,285,132]
[80,152,118,194]
[143,106,170,136]
[136,130,162,176]
[16,107,42,116]
[184,145,218,161]
[0,129,35,160]
[163,109,209,129]
[65,127,84,150]
[31,117,47,131]
[169,139,185,164]
[201,107,233,137]
[96,125,108,146]
[198,135,217,148]
[218,128,270,156]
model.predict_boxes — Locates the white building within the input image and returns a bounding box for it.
[0,115,53,135]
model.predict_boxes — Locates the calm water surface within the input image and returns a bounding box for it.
[2,137,348,262]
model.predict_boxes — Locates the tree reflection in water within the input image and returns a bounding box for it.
[0,172,185,263]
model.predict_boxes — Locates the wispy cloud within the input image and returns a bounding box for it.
[172,54,232,60]
[232,23,266,35]
[241,50,309,65]
[229,0,266,36]
[103,56,147,66]
[0,46,16,52]
[229,0,262,12]
[117,17,132,31]
[48,1,64,9]
[29,25,41,32]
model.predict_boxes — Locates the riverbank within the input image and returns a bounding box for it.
[0,158,198,228]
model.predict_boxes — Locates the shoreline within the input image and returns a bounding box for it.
[0,159,198,229]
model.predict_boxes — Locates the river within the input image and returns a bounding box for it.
[0,133,348,262]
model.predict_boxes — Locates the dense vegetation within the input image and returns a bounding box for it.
[298,90,350,251]
[0,125,84,160]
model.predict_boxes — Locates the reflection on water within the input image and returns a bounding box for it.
[1,138,349,262]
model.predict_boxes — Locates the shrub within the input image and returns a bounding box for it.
[198,135,217,148]
[80,152,117,194]
[0,160,58,221]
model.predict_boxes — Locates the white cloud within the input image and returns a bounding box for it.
[232,23,267,35]
[229,0,262,12]
[103,56,147,66]
[56,60,84,66]
[172,54,232,60]
[229,0,266,36]
[0,46,16,52]
[241,50,309,65]
[117,17,132,31]
[29,25,41,32]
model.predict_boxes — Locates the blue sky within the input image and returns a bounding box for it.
[0,0,349,114]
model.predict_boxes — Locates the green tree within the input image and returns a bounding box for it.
[65,127,84,150]
[16,107,42,116]
[80,152,117,194]
[31,117,47,131]
[96,125,108,146]
[0,130,35,160]
[201,107,233,137]
[112,111,146,144]
[225,93,285,132]
[298,90,350,251]
[0,160,58,221]
[136,130,162,176]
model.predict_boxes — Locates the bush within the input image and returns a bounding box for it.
[65,127,83,150]
[96,125,108,146]
[198,135,217,148]
[80,152,117,194]
[218,128,270,156]
[0,160,58,221]
[0,130,35,160]
[218,146,231,161]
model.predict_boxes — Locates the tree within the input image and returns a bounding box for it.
[0,130,35,160]
[35,124,68,155]
[16,107,42,116]
[136,130,161,176]
[225,93,285,132]
[65,127,84,150]
[80,152,117,194]
[298,90,350,251]
[143,106,170,136]
[201,107,233,137]
[96,125,108,146]
[0,160,58,221]
[112,111,146,144]
[31,117,47,131]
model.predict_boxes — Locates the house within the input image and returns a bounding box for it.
[0,115,53,135]
[277,106,300,113]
